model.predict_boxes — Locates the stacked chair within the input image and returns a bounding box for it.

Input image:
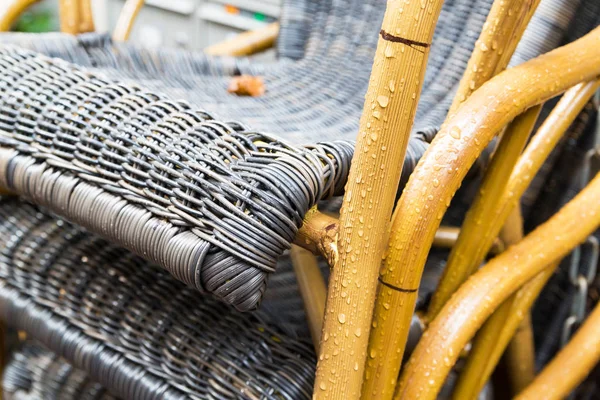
[0,0,599,399]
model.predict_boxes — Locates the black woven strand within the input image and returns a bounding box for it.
[0,47,353,311]
[3,343,117,400]
[0,198,316,400]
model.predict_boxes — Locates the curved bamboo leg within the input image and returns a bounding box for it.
[515,301,600,400]
[314,1,446,398]
[366,27,600,398]
[451,78,600,400]
[290,245,326,353]
[396,172,600,400]
[427,105,541,319]
[449,0,540,114]
[112,0,144,42]
[0,0,39,31]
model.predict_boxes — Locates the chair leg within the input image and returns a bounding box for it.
[313,0,446,398]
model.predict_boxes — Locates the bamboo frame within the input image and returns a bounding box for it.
[313,1,445,398]
[112,0,144,42]
[366,26,600,398]
[205,23,280,57]
[449,78,600,399]
[448,0,540,114]
[59,0,80,34]
[78,0,95,33]
[505,313,536,392]
[427,104,541,319]
[0,0,39,31]
[294,211,500,266]
[290,245,327,353]
[396,171,600,400]
[433,226,504,254]
[515,301,600,400]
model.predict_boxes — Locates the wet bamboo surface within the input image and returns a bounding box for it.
[113,0,145,42]
[290,245,327,353]
[451,78,600,399]
[0,0,39,31]
[427,105,541,319]
[397,171,600,399]
[314,0,445,398]
[515,301,600,400]
[367,26,600,399]
[205,23,280,57]
[449,0,541,114]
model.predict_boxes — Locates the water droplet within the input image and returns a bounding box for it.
[355,328,362,337]
[373,110,381,120]
[338,313,346,324]
[450,126,461,139]
[370,349,377,358]
[433,178,440,187]
[377,95,389,108]
[389,80,395,93]
[384,46,395,58]
[383,303,390,310]
[320,382,327,391]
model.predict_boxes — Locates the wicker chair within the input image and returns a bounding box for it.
[0,0,599,399]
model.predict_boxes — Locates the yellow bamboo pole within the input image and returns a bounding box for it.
[290,245,327,353]
[313,1,446,398]
[112,0,144,42]
[450,78,600,400]
[453,267,554,399]
[59,0,80,34]
[433,226,505,254]
[0,0,39,31]
[78,0,95,33]
[449,0,541,114]
[366,27,600,398]
[427,104,541,319]
[515,301,600,400]
[396,172,600,400]
[205,23,280,57]
[505,313,536,391]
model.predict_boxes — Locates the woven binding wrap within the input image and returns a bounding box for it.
[0,46,353,311]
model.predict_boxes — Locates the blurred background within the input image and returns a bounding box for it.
[2,0,279,60]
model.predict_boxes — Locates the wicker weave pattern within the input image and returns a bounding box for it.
[0,47,354,311]
[0,198,316,399]
[4,343,117,400]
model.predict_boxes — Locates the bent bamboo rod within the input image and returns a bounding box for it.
[449,0,540,114]
[366,26,600,398]
[452,78,600,399]
[113,0,144,42]
[0,0,39,31]
[314,0,445,398]
[515,300,600,400]
[205,23,280,57]
[396,171,600,400]
[427,104,542,319]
